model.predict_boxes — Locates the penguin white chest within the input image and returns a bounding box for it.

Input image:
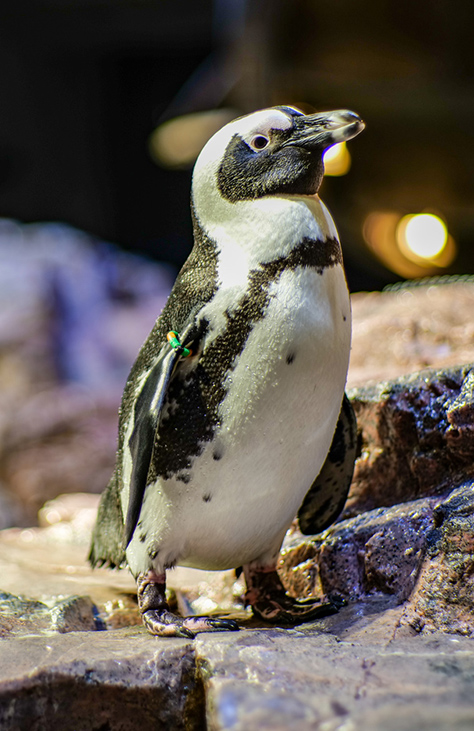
[126,261,351,575]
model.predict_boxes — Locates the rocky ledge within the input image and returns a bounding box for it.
[2,601,474,731]
[1,362,474,730]
[2,282,474,729]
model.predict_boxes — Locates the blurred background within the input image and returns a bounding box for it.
[0,0,473,528]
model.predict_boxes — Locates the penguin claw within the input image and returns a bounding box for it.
[142,609,239,638]
[142,609,196,638]
[136,572,240,637]
[183,616,240,633]
[252,597,339,625]
[243,565,341,626]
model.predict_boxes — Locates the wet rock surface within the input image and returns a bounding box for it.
[347,363,474,517]
[281,482,474,639]
[196,607,474,731]
[1,480,474,729]
[0,630,204,731]
[1,601,473,731]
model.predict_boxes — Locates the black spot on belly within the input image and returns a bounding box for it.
[286,352,296,365]
[213,449,223,461]
[203,494,212,503]
[139,533,146,543]
[176,473,191,484]
[149,548,159,560]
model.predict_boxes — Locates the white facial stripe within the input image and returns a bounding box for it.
[235,109,293,141]
[193,108,293,181]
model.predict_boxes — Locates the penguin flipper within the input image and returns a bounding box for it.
[297,393,357,535]
[123,345,181,548]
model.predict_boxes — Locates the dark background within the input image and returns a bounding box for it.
[1,0,473,291]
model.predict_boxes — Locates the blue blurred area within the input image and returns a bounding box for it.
[0,219,173,391]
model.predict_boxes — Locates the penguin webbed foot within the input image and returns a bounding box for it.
[142,608,239,638]
[137,571,239,638]
[243,564,340,625]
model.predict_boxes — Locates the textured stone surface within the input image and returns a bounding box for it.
[0,629,204,731]
[282,482,474,631]
[349,282,474,388]
[2,600,474,731]
[281,497,436,603]
[401,484,474,636]
[0,591,101,638]
[196,604,474,731]
[347,364,474,517]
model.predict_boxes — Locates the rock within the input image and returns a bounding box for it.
[401,484,474,636]
[2,600,474,731]
[280,482,474,641]
[349,281,474,387]
[0,592,100,638]
[195,607,474,731]
[0,630,203,731]
[281,497,435,603]
[347,364,474,517]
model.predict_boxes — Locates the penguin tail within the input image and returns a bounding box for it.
[88,470,127,569]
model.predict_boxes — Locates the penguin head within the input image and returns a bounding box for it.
[192,106,364,212]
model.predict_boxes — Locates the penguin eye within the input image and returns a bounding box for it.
[249,134,270,151]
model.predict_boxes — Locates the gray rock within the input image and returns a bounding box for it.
[195,606,474,731]
[0,591,100,638]
[0,629,203,731]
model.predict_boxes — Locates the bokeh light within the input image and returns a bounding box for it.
[396,213,448,261]
[363,210,456,278]
[149,109,237,169]
[323,142,351,176]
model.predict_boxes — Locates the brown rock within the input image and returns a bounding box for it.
[281,498,435,603]
[349,282,474,387]
[347,364,474,517]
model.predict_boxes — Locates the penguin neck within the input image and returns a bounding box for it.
[192,190,340,290]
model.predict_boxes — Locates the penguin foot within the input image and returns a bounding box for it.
[142,609,239,638]
[243,564,339,626]
[137,571,239,638]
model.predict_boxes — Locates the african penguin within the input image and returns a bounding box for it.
[89,105,364,637]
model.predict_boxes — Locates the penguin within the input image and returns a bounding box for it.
[89,105,364,638]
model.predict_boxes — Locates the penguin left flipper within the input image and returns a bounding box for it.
[124,323,196,548]
[297,393,357,535]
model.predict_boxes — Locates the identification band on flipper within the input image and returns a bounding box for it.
[166,331,192,358]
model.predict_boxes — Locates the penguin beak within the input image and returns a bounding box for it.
[283,110,365,152]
